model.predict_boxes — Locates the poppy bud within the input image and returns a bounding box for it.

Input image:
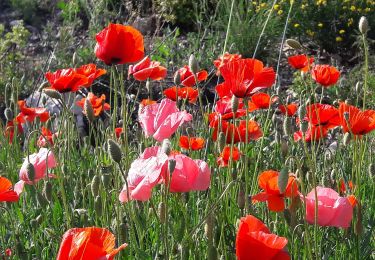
[38,81,49,92]
[158,202,166,223]
[368,163,374,177]
[278,167,289,194]
[355,82,361,93]
[72,51,78,65]
[300,121,308,133]
[174,71,181,86]
[119,222,129,244]
[343,132,351,146]
[280,139,288,158]
[36,191,48,207]
[101,173,111,189]
[26,163,35,183]
[204,213,214,242]
[168,159,176,174]
[359,16,369,34]
[43,181,53,202]
[107,139,122,163]
[330,169,336,182]
[189,54,199,75]
[285,39,302,50]
[43,89,62,100]
[283,117,292,136]
[91,175,100,197]
[237,187,245,209]
[161,139,171,156]
[218,132,226,152]
[94,195,103,217]
[84,98,95,123]
[4,108,13,121]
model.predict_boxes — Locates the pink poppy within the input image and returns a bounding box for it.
[128,56,167,81]
[303,186,353,228]
[138,98,193,142]
[19,148,57,185]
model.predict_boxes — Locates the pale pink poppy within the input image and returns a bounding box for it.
[119,146,211,202]
[19,148,57,185]
[138,98,193,142]
[303,186,353,228]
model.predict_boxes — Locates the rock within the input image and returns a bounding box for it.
[132,16,156,35]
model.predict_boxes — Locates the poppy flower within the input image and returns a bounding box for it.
[208,97,247,123]
[305,103,340,128]
[128,56,167,81]
[279,103,298,116]
[211,119,263,144]
[217,146,241,167]
[140,99,157,107]
[37,127,57,147]
[16,100,49,123]
[338,102,375,136]
[19,148,57,185]
[236,215,290,260]
[164,86,199,104]
[76,93,110,117]
[75,64,106,87]
[252,170,299,212]
[119,146,211,202]
[56,227,127,260]
[95,23,144,65]
[179,135,205,150]
[138,98,193,142]
[45,68,89,93]
[216,58,275,98]
[248,92,272,112]
[287,55,314,72]
[0,176,19,202]
[115,127,123,138]
[177,65,208,87]
[311,65,340,87]
[339,179,354,194]
[293,125,328,142]
[4,120,23,144]
[213,52,242,75]
[303,186,353,228]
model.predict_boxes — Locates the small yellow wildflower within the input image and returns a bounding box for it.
[318,23,323,28]
[260,3,266,8]
[294,23,300,28]
[301,4,306,9]
[350,6,356,11]
[347,18,354,26]
[339,29,345,34]
[336,36,343,42]
[365,8,371,12]
[274,4,280,10]
[278,10,284,15]
[306,30,315,37]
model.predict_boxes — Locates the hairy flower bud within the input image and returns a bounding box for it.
[174,71,181,86]
[107,139,122,163]
[359,16,369,34]
[189,54,199,74]
[91,175,100,197]
[43,89,62,100]
[168,159,176,174]
[161,139,171,156]
[43,181,53,202]
[95,195,103,217]
[343,132,351,146]
[84,98,95,123]
[278,167,289,194]
[218,132,226,152]
[231,95,239,114]
[285,39,302,50]
[27,163,35,183]
[158,202,166,223]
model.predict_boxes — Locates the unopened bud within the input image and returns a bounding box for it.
[330,169,336,182]
[168,159,176,174]
[283,117,292,136]
[94,195,103,217]
[37,81,49,92]
[189,54,199,74]
[218,132,226,151]
[285,39,302,50]
[101,174,111,189]
[174,71,181,86]
[359,16,369,34]
[280,139,288,158]
[204,213,214,241]
[36,191,48,207]
[43,89,62,100]
[355,82,361,93]
[231,95,239,114]
[107,139,122,163]
[72,52,78,65]
[343,132,351,146]
[43,181,53,202]
[91,175,100,197]
[84,99,95,123]
[27,163,35,183]
[278,168,289,194]
[161,139,171,156]
[158,202,166,223]
[368,163,374,178]
[4,108,13,121]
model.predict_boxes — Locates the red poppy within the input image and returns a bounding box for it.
[179,135,205,150]
[216,58,275,98]
[0,176,19,202]
[45,68,89,93]
[293,125,328,142]
[76,93,110,117]
[75,64,106,87]
[56,227,127,260]
[140,99,157,107]
[248,92,272,112]
[128,56,167,81]
[115,127,123,138]
[37,127,56,147]
[213,52,242,75]
[164,86,199,104]
[211,119,263,144]
[305,103,340,128]
[16,100,49,123]
[177,65,208,87]
[252,170,299,212]
[279,103,298,116]
[287,55,314,72]
[236,215,290,260]
[311,65,340,87]
[339,179,354,194]
[217,146,241,167]
[4,120,23,144]
[339,102,375,136]
[95,23,144,65]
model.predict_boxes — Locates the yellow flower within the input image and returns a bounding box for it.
[339,29,345,34]
[306,30,315,37]
[278,10,284,15]
[350,5,356,11]
[274,4,280,10]
[294,23,300,28]
[260,3,266,8]
[365,8,371,12]
[301,4,306,9]
[336,36,343,42]
[318,22,323,28]
[347,18,354,26]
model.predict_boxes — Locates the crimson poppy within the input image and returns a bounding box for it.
[339,102,375,136]
[164,86,199,104]
[177,65,208,87]
[179,135,205,150]
[305,103,340,128]
[293,124,328,142]
[236,215,290,260]
[248,92,271,112]
[311,65,340,87]
[0,176,19,202]
[76,93,110,117]
[216,58,275,98]
[56,227,127,260]
[217,146,241,167]
[128,56,167,81]
[252,170,299,212]
[287,54,314,72]
[279,103,298,116]
[115,127,123,138]
[75,64,106,87]
[95,23,144,65]
[16,100,49,123]
[213,52,242,75]
[45,68,89,93]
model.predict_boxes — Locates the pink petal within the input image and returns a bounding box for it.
[169,155,199,193]
[153,111,193,142]
[191,160,211,191]
[14,180,25,195]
